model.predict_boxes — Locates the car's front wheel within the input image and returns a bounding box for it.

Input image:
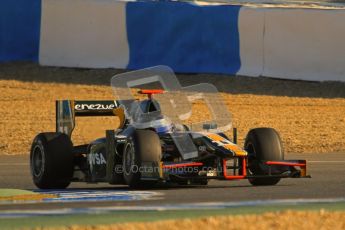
[122,130,162,189]
[245,128,284,186]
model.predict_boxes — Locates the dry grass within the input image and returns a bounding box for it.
[35,210,345,230]
[1,62,345,155]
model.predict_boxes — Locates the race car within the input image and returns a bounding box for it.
[30,89,310,189]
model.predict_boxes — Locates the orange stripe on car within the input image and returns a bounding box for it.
[206,133,247,156]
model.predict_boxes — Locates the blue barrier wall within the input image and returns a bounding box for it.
[1,1,241,74]
[126,2,241,74]
[0,0,41,62]
[3,1,343,81]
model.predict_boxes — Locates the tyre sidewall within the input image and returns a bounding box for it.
[245,128,284,186]
[31,135,48,186]
[122,130,161,188]
[122,138,141,185]
[30,133,73,189]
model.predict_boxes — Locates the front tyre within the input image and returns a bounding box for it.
[30,132,74,189]
[122,130,162,189]
[244,128,284,186]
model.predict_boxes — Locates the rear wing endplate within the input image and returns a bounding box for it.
[56,100,119,136]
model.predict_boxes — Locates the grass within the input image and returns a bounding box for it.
[0,202,344,229]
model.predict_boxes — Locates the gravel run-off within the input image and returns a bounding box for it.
[1,62,345,155]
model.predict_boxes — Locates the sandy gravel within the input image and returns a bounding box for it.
[38,210,345,230]
[1,62,345,155]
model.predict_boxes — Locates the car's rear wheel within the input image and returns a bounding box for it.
[244,128,284,186]
[122,130,162,189]
[30,132,74,189]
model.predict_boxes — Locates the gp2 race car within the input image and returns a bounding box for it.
[30,90,310,189]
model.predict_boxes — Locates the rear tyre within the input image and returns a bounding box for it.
[122,130,162,189]
[244,128,284,186]
[30,132,74,189]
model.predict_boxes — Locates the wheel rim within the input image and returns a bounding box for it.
[246,142,257,176]
[246,142,271,175]
[32,145,45,178]
[123,143,134,176]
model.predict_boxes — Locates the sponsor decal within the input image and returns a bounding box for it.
[88,153,106,165]
[74,104,115,111]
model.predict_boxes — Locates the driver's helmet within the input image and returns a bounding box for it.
[127,99,173,134]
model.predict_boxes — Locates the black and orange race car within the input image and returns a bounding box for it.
[30,89,310,189]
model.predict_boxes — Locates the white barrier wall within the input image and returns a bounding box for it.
[262,9,345,81]
[237,7,265,77]
[39,0,129,68]
[4,0,342,81]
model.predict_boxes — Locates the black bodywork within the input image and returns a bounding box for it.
[54,99,309,186]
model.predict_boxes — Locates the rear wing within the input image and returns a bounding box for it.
[56,100,120,136]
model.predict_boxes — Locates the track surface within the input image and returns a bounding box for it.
[0,153,344,211]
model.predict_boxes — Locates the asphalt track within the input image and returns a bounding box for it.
[0,153,344,211]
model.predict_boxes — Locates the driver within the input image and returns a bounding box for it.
[126,99,174,135]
